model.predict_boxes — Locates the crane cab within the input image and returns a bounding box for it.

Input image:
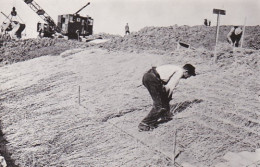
[57,14,93,39]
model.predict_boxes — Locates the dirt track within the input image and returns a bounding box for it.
[0,45,259,166]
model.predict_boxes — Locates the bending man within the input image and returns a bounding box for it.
[138,64,196,131]
[227,26,243,47]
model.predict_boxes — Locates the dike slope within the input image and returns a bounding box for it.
[0,25,259,166]
[0,46,259,166]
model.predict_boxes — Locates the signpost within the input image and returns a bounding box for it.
[213,9,226,63]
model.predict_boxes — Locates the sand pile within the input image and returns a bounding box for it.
[101,25,260,52]
[0,33,121,65]
[1,25,259,65]
[0,38,90,65]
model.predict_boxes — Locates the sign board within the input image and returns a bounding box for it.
[179,42,190,48]
[213,9,226,15]
[176,41,190,50]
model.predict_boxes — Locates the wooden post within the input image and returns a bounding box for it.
[215,13,220,45]
[241,17,247,48]
[213,9,226,63]
[78,86,81,104]
[214,13,220,63]
[173,129,177,165]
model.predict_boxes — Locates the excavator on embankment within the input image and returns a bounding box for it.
[1,0,94,41]
[23,0,93,39]
[0,7,26,40]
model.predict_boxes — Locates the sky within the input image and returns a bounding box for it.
[0,0,259,38]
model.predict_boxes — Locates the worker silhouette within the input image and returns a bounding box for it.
[204,19,208,26]
[125,23,130,35]
[227,26,243,47]
[11,7,17,16]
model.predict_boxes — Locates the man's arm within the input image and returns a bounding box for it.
[164,70,183,98]
[227,27,235,45]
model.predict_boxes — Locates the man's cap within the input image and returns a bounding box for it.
[235,27,242,35]
[183,64,196,76]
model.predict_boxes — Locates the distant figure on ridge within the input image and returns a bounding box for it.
[138,64,196,131]
[125,23,130,35]
[204,19,208,26]
[227,26,243,47]
[208,20,211,26]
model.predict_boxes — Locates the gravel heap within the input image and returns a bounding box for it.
[100,25,260,51]
[1,25,259,65]
[0,38,89,65]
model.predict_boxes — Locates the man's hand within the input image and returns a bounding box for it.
[227,39,233,46]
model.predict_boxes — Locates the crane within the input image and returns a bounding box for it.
[22,0,93,39]
[57,2,93,39]
[75,2,90,15]
[0,7,26,39]
[23,0,61,37]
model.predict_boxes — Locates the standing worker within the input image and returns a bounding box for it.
[125,23,130,35]
[227,26,243,47]
[204,19,208,26]
[138,64,196,131]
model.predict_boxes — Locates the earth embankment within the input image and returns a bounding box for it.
[0,25,259,166]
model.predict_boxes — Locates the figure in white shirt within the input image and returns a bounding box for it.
[138,64,196,131]
[227,26,243,47]
[0,156,7,167]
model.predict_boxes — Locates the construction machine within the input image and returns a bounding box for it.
[23,0,93,39]
[0,7,26,39]
[24,0,60,37]
[57,2,94,39]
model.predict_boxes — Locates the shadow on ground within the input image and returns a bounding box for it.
[157,99,203,125]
